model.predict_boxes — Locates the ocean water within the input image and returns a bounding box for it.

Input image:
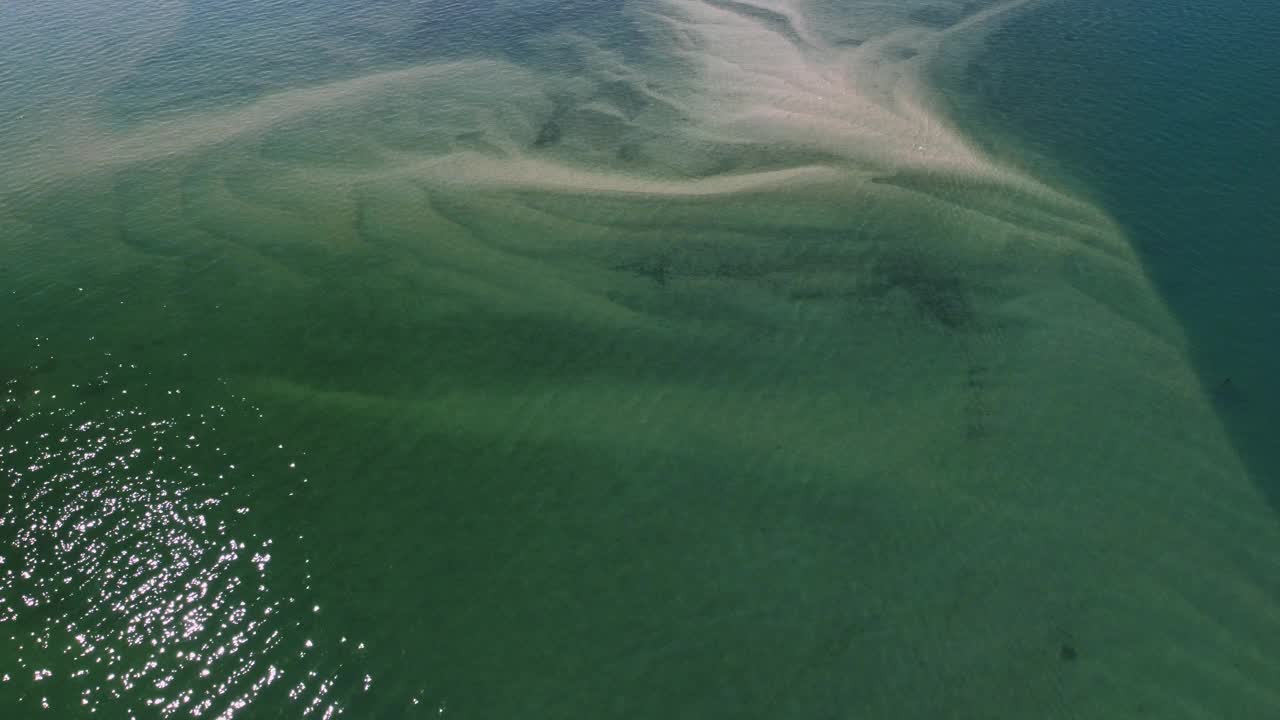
[953,0,1280,504]
[2,1,1278,718]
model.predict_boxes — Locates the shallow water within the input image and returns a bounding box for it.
[2,1,1279,718]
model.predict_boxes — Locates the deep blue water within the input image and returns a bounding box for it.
[963,0,1280,504]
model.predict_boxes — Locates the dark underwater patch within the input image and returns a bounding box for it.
[873,253,975,330]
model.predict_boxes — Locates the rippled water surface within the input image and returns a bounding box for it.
[3,1,1279,718]
[955,0,1280,501]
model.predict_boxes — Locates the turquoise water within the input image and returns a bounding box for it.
[3,1,1279,718]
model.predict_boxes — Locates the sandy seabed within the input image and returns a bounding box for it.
[2,0,1279,717]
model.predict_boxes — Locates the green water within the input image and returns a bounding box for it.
[2,1,1279,718]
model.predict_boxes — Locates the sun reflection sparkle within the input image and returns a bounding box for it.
[0,369,389,718]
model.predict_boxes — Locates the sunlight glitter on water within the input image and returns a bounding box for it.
[0,376,369,718]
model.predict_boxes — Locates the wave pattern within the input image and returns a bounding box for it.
[3,0,1280,718]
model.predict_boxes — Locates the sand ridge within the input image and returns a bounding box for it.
[3,1,1279,717]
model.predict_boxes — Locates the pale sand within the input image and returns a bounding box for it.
[3,0,1278,715]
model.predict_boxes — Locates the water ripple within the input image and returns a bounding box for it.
[1,376,373,718]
